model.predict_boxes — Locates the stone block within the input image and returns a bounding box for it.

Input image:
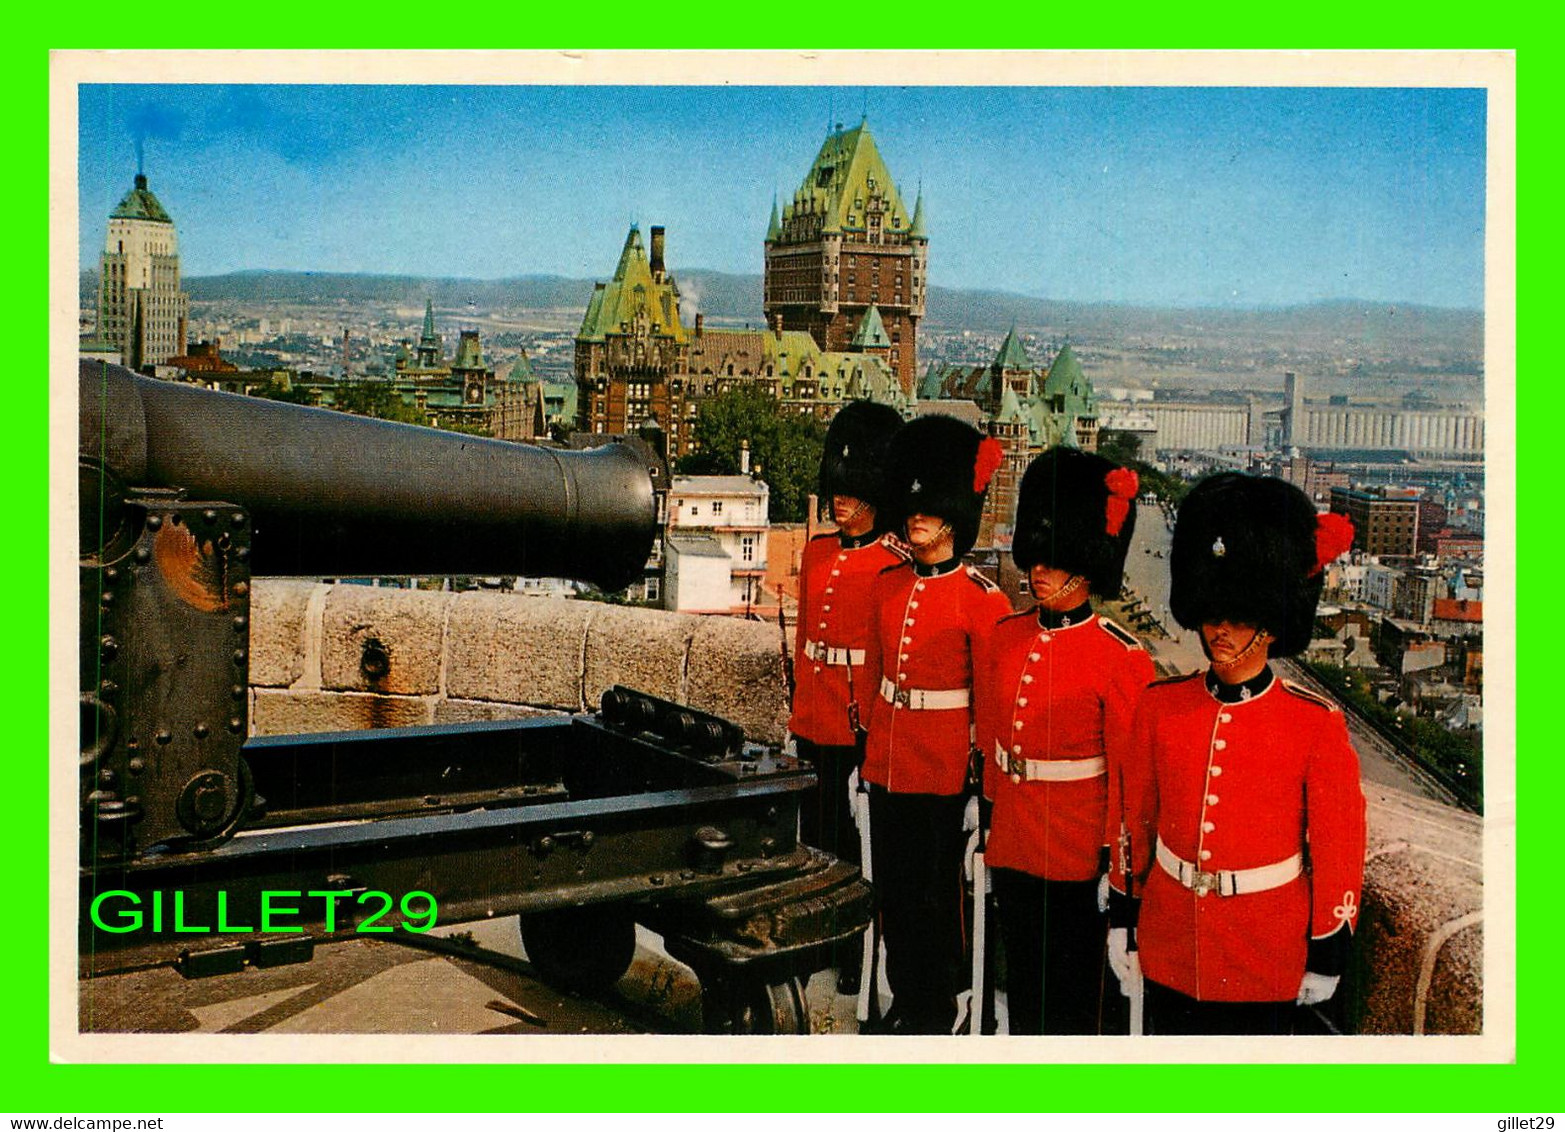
[684,615,790,745]
[1353,785,1484,1035]
[446,593,594,709]
[433,699,564,724]
[1423,917,1482,1035]
[583,604,702,708]
[252,689,434,735]
[320,585,453,696]
[249,579,322,688]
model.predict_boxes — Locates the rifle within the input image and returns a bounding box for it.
[777,583,796,704]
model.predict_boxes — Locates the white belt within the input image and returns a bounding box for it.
[803,640,866,666]
[879,677,970,711]
[994,740,1106,782]
[1156,837,1303,898]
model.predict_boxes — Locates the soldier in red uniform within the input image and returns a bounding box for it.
[789,399,905,994]
[975,447,1154,1034]
[1111,472,1364,1034]
[861,414,1013,1034]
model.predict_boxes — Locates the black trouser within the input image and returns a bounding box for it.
[991,867,1106,1035]
[867,785,968,1034]
[795,737,864,976]
[1145,979,1297,1035]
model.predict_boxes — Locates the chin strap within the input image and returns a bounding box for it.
[1209,626,1272,673]
[840,499,871,530]
[1034,572,1086,606]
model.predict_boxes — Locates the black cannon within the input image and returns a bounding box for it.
[78,360,871,1034]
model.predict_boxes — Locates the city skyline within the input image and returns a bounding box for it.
[78,84,1486,311]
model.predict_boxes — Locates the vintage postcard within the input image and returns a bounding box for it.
[51,49,1515,1065]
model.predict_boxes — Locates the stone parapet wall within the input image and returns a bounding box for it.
[248,580,790,744]
[246,580,1483,1035]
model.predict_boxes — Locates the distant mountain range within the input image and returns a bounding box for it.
[79,267,1483,348]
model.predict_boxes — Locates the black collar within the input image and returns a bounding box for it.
[913,556,963,578]
[1205,665,1275,704]
[1036,601,1094,630]
[838,529,881,550]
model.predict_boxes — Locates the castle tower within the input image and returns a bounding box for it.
[415,300,443,368]
[764,119,926,397]
[574,224,689,437]
[98,173,189,370]
[990,326,1033,415]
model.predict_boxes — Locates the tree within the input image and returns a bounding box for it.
[676,385,826,522]
[1097,428,1143,467]
[254,378,316,406]
[333,381,429,427]
[1097,428,1188,506]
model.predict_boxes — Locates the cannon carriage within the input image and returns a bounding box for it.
[78,359,870,1034]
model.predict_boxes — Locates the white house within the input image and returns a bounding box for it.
[664,475,770,614]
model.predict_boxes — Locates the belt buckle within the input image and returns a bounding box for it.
[1189,869,1222,897]
[893,687,911,708]
[1005,752,1025,778]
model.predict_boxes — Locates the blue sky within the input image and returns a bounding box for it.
[77,84,1487,309]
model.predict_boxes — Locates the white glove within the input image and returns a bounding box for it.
[1108,927,1133,991]
[1097,873,1111,914]
[1296,972,1340,1006]
[962,795,980,833]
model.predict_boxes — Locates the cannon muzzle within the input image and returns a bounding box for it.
[81,360,656,591]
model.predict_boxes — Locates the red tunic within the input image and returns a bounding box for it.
[861,561,1014,796]
[977,609,1155,881]
[1120,670,1367,1002]
[789,533,907,747]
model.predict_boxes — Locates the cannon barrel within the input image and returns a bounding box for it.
[81,360,656,591]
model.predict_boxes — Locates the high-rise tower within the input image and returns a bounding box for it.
[764,120,927,397]
[97,174,189,370]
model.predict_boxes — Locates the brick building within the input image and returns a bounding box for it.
[763,119,928,396]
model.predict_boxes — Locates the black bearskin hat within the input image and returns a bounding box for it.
[883,414,1004,559]
[1170,472,1352,657]
[1012,447,1140,598]
[818,400,904,514]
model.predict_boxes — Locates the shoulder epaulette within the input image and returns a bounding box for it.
[1097,618,1145,650]
[879,537,912,561]
[1281,678,1340,712]
[964,566,1002,593]
[1150,671,1203,687]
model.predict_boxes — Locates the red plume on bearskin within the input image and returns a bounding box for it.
[1313,511,1355,575]
[1103,467,1140,537]
[973,437,1004,493]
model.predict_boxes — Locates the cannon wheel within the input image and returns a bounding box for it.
[710,975,811,1035]
[518,906,638,994]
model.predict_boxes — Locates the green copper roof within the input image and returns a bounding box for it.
[452,332,485,370]
[508,352,534,382]
[909,188,926,239]
[1027,403,1079,449]
[996,381,1027,424]
[1037,343,1098,423]
[917,362,949,400]
[421,300,437,342]
[577,225,688,344]
[784,121,912,236]
[821,353,908,413]
[766,196,781,242]
[110,174,172,224]
[849,305,889,349]
[993,326,1031,372]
